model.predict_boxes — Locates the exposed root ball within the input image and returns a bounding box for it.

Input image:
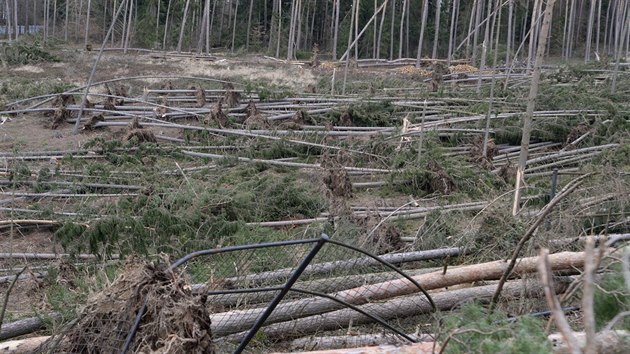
[427,160,456,195]
[129,117,143,130]
[469,136,498,170]
[338,109,353,126]
[278,110,306,130]
[193,86,206,108]
[51,107,69,129]
[36,261,215,354]
[204,101,229,128]
[371,224,405,254]
[156,96,170,118]
[82,114,105,131]
[103,97,117,111]
[223,90,241,108]
[52,94,76,108]
[498,159,517,184]
[244,113,270,130]
[114,85,128,105]
[565,123,591,149]
[124,129,157,144]
[245,101,259,118]
[320,151,353,198]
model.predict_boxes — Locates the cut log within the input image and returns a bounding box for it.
[549,330,630,354]
[289,333,433,351]
[0,336,50,353]
[205,248,461,288]
[273,341,438,354]
[219,279,569,342]
[0,314,60,341]
[210,252,584,336]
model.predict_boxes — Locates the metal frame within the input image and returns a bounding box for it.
[120,234,437,354]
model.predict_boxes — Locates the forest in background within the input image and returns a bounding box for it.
[1,0,629,65]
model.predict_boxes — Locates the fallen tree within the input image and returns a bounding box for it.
[219,279,570,342]
[210,251,584,336]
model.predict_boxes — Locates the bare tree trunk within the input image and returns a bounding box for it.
[120,0,129,47]
[333,0,340,59]
[276,0,282,57]
[477,0,492,93]
[562,0,569,59]
[398,0,407,58]
[513,0,556,216]
[154,0,160,47]
[123,0,133,52]
[376,0,387,58]
[585,0,596,62]
[64,0,69,41]
[447,0,460,65]
[197,0,210,53]
[389,0,395,60]
[268,0,278,51]
[527,0,541,71]
[53,0,57,36]
[162,0,172,50]
[246,0,254,49]
[432,0,442,59]
[596,0,602,54]
[472,0,483,64]
[287,0,297,59]
[611,0,629,93]
[506,0,513,65]
[5,0,12,41]
[177,0,191,53]
[415,0,429,66]
[373,0,378,58]
[84,0,91,47]
[231,0,239,52]
[354,0,360,60]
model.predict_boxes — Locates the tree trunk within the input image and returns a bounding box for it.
[415,0,429,66]
[197,0,210,53]
[123,0,133,52]
[388,0,394,60]
[211,251,583,337]
[231,0,240,52]
[472,0,483,64]
[246,0,254,49]
[354,0,360,60]
[373,0,378,58]
[585,0,596,62]
[177,0,191,53]
[0,314,62,341]
[221,280,570,342]
[447,0,460,65]
[506,0,513,65]
[596,0,602,54]
[398,0,407,58]
[84,0,91,47]
[431,0,442,59]
[162,0,172,50]
[376,0,387,59]
[527,0,541,71]
[276,0,282,57]
[513,0,556,215]
[333,0,340,59]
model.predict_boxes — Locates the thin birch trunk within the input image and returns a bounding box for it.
[276,0,282,57]
[231,0,239,52]
[333,0,340,59]
[513,0,556,216]
[84,0,90,47]
[376,0,387,58]
[389,0,395,60]
[354,0,360,60]
[585,0,596,62]
[245,0,254,49]
[415,0,429,66]
[399,0,407,59]
[373,0,378,58]
[123,0,133,53]
[162,0,172,50]
[447,0,460,65]
[177,0,191,53]
[506,0,513,65]
[431,0,442,59]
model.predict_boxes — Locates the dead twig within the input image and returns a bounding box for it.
[538,248,582,354]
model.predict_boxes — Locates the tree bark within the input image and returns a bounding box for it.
[431,0,442,59]
[415,0,429,66]
[219,279,570,342]
[0,314,61,341]
[512,0,556,215]
[246,0,254,49]
[0,336,51,352]
[231,0,239,52]
[176,0,191,53]
[585,0,597,62]
[162,0,172,50]
[211,251,584,337]
[398,0,407,59]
